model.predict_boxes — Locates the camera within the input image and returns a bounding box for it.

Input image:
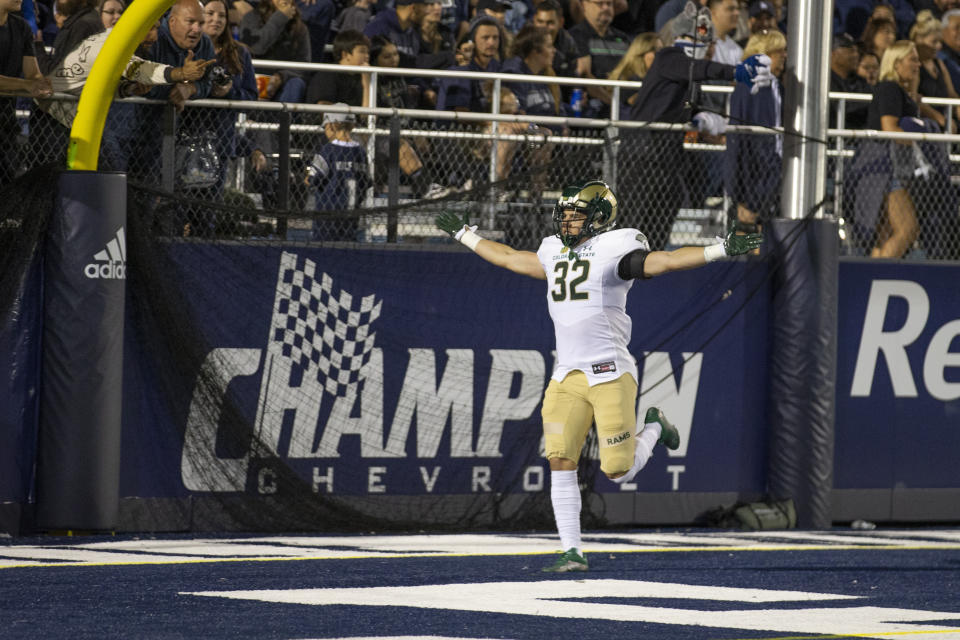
[209,65,231,87]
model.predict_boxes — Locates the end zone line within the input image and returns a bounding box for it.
[2,542,960,570]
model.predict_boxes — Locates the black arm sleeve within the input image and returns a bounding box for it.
[617,249,651,280]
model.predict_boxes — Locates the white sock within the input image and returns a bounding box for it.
[550,469,581,553]
[611,422,661,485]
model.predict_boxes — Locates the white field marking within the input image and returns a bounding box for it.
[0,548,231,565]
[182,579,960,639]
[0,559,48,567]
[863,530,960,542]
[4,531,960,569]
[239,533,564,553]
[727,531,954,546]
[74,541,359,557]
[581,532,808,547]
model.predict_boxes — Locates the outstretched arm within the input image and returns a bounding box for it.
[638,231,763,278]
[436,212,546,280]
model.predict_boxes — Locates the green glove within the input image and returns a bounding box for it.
[436,211,470,237]
[435,211,477,242]
[724,230,763,256]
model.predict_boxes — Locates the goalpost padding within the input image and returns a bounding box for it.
[35,172,128,530]
[767,218,838,529]
[39,0,172,530]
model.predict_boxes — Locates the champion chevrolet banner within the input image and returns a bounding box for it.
[119,245,771,502]
[6,248,960,529]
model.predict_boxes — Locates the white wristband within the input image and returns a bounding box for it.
[458,228,482,251]
[703,243,726,263]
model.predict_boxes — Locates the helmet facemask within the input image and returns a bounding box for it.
[553,182,618,249]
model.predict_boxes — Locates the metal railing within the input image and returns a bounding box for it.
[4,60,960,257]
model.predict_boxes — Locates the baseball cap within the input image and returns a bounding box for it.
[748,0,774,18]
[477,0,511,13]
[832,32,858,49]
[322,104,356,126]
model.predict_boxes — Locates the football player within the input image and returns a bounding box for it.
[435,181,762,572]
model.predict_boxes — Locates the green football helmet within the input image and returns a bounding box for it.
[553,181,619,248]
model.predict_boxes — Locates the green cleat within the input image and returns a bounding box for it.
[541,548,588,573]
[645,407,680,451]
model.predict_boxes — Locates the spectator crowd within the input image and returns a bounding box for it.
[1,0,959,256]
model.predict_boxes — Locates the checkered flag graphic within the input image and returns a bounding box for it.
[269,251,382,397]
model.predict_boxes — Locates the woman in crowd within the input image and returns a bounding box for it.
[860,16,897,63]
[608,32,662,115]
[204,0,258,102]
[239,0,310,102]
[847,40,921,258]
[724,28,786,242]
[418,0,455,64]
[98,0,124,29]
[910,10,960,131]
[415,0,454,107]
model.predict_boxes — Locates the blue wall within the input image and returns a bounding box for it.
[4,246,959,517]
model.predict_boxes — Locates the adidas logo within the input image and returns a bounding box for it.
[84,227,126,280]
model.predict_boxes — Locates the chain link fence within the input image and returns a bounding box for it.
[4,70,960,259]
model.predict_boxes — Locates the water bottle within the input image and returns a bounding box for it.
[569,88,584,117]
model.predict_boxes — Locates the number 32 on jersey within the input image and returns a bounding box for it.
[551,259,590,302]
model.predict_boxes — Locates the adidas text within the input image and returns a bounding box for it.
[84,227,127,280]
[84,261,126,279]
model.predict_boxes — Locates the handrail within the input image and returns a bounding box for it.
[16,90,960,140]
[247,59,960,108]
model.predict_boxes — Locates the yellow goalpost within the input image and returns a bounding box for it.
[67,0,176,170]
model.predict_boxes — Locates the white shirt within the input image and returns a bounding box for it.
[712,35,743,66]
[536,228,650,386]
[41,28,173,127]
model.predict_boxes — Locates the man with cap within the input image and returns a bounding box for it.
[829,32,870,129]
[568,0,630,116]
[363,0,425,67]
[737,0,777,48]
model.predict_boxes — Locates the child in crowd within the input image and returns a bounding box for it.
[305,105,370,241]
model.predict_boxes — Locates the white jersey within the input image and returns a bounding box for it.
[536,228,650,386]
